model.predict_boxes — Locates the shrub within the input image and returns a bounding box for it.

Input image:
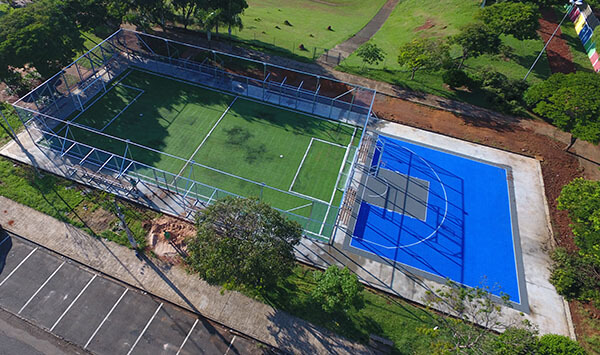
[442,69,471,88]
[550,248,583,300]
[311,265,364,315]
[538,334,587,355]
[486,327,539,355]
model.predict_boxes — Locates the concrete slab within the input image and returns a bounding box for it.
[0,247,62,314]
[86,290,160,354]
[130,302,195,355]
[293,119,574,338]
[19,261,93,329]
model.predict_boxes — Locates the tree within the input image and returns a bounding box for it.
[209,0,247,35]
[524,72,600,151]
[355,43,386,70]
[423,280,514,352]
[557,178,600,265]
[397,38,449,80]
[452,23,501,69]
[186,197,302,291]
[172,0,209,29]
[478,2,540,40]
[310,265,364,315]
[0,0,85,78]
[551,178,600,303]
[128,0,173,32]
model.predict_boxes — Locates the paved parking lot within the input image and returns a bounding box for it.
[0,230,270,355]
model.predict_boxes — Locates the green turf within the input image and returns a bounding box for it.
[291,139,347,202]
[55,69,357,240]
[226,0,387,59]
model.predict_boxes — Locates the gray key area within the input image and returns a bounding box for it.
[363,168,430,221]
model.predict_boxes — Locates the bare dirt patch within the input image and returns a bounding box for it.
[414,18,435,32]
[71,201,116,232]
[539,8,576,74]
[145,215,196,263]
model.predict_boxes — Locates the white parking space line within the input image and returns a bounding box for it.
[127,302,163,355]
[176,318,199,355]
[84,288,129,349]
[0,235,9,247]
[50,274,97,332]
[0,247,37,288]
[18,261,65,314]
[224,335,237,355]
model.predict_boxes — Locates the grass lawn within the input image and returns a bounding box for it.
[338,0,552,109]
[51,69,357,239]
[0,157,154,249]
[0,103,22,146]
[226,0,387,59]
[255,265,454,354]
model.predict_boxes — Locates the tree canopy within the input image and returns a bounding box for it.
[310,265,364,314]
[478,2,540,40]
[355,43,386,70]
[0,0,85,78]
[397,37,449,79]
[451,23,501,69]
[524,72,600,145]
[557,178,600,264]
[186,197,302,290]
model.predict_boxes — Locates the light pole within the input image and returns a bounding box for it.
[524,0,583,81]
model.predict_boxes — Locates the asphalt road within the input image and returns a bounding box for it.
[0,229,272,355]
[0,307,87,355]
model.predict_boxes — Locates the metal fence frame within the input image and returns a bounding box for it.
[11,28,376,242]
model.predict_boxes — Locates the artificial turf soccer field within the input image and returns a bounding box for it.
[52,69,360,239]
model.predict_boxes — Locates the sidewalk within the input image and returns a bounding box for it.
[0,196,372,354]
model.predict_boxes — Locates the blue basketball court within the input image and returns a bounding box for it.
[345,134,525,305]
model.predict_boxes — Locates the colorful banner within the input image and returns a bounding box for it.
[567,2,600,72]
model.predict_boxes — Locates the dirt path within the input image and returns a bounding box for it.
[317,0,400,65]
[539,7,576,74]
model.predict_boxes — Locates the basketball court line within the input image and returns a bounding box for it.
[352,144,448,250]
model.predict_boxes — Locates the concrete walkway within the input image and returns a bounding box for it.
[317,0,400,64]
[0,195,372,354]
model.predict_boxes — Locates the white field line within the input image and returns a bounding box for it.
[289,138,315,192]
[19,261,65,314]
[66,70,134,128]
[176,318,199,355]
[131,66,358,131]
[319,126,357,235]
[50,274,97,332]
[175,96,239,180]
[312,137,346,148]
[0,247,37,287]
[224,335,237,355]
[127,303,163,355]
[286,202,313,213]
[99,88,145,132]
[85,288,129,349]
